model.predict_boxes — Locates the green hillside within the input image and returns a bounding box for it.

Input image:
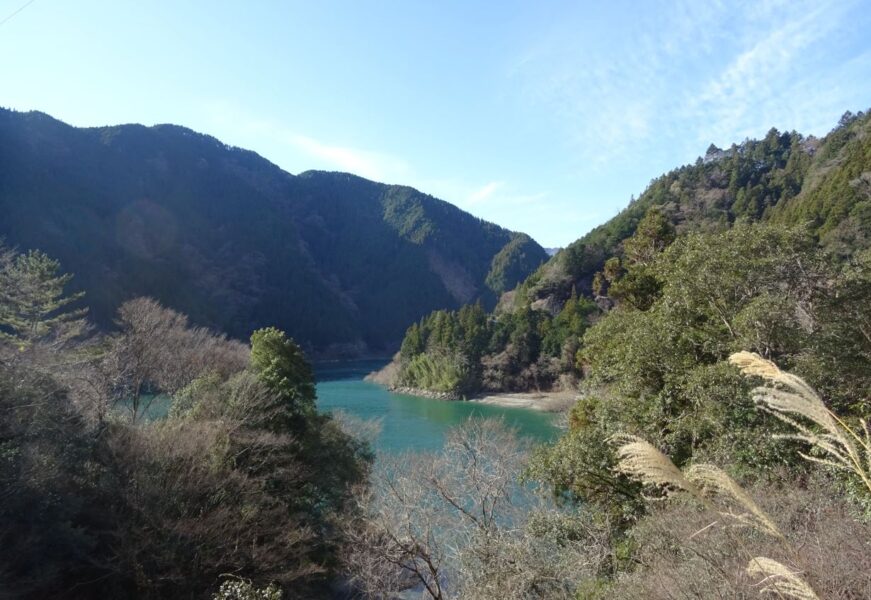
[519,110,870,311]
[392,109,871,395]
[0,109,547,354]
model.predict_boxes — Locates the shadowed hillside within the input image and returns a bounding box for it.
[0,109,547,354]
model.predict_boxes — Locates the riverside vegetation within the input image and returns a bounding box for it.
[2,109,870,599]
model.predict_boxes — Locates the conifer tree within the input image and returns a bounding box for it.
[0,246,86,347]
[249,327,317,433]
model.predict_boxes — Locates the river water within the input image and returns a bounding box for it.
[315,359,559,453]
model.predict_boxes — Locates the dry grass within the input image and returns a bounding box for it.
[747,556,820,600]
[611,434,700,497]
[608,355,871,599]
[611,435,782,539]
[605,477,871,599]
[684,464,783,539]
[730,351,871,495]
[611,434,814,596]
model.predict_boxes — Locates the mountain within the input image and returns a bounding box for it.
[0,108,548,354]
[389,108,871,396]
[513,109,871,313]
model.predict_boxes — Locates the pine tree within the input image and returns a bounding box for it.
[0,246,86,347]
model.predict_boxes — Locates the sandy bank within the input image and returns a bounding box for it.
[364,360,578,412]
[468,391,577,412]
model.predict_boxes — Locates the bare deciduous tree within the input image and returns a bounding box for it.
[104,417,323,597]
[342,419,611,599]
[109,297,248,422]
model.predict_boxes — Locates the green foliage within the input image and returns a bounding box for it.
[481,114,871,399]
[0,109,546,353]
[579,224,831,464]
[0,249,373,597]
[519,111,869,314]
[246,327,372,532]
[397,290,600,394]
[485,233,548,295]
[622,208,676,267]
[652,224,815,361]
[541,292,597,360]
[250,327,316,432]
[399,321,425,361]
[397,303,492,394]
[791,247,871,413]
[396,110,871,422]
[400,350,473,394]
[525,420,644,524]
[602,208,676,310]
[582,224,821,405]
[0,245,86,346]
[773,109,870,242]
[531,222,871,526]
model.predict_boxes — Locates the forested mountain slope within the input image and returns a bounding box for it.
[0,108,547,353]
[391,109,871,396]
[516,110,870,312]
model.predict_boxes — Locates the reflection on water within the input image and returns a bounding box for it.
[314,359,558,453]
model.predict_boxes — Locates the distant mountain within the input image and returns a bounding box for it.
[0,109,548,354]
[544,247,561,256]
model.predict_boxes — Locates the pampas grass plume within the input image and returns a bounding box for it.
[685,464,783,539]
[747,557,819,600]
[729,352,871,495]
[610,434,700,496]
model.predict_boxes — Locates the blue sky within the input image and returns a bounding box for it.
[2,0,870,247]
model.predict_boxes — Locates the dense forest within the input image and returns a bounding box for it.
[3,108,870,599]
[389,110,871,398]
[0,108,547,355]
[4,236,869,598]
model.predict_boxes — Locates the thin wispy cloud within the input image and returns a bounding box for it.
[3,0,869,247]
[201,102,548,229]
[289,134,410,183]
[512,0,870,168]
[201,102,412,183]
[686,0,857,145]
[467,181,505,204]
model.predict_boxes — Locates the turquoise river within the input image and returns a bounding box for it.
[315,360,559,453]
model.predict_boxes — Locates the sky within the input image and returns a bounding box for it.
[2,0,870,247]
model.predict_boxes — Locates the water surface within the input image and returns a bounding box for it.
[315,359,558,453]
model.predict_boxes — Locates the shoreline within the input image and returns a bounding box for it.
[387,386,460,401]
[468,390,577,412]
[366,362,577,413]
[386,385,576,412]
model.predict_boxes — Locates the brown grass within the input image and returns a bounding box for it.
[607,355,871,599]
[605,477,871,599]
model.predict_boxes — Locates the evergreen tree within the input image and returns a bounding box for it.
[249,327,317,433]
[621,208,675,267]
[0,246,86,347]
